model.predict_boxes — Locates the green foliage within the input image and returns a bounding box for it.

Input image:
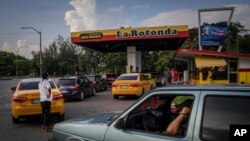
[0,51,31,77]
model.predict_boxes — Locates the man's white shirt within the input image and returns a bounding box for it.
[39,79,52,102]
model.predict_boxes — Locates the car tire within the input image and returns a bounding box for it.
[113,95,119,99]
[12,116,20,124]
[79,92,85,101]
[104,85,108,90]
[92,88,96,96]
[58,114,65,122]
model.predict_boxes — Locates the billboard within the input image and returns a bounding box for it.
[200,24,228,46]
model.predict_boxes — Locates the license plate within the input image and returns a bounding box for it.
[61,90,68,93]
[31,99,40,104]
[120,85,128,89]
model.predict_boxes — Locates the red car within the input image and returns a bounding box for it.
[106,73,117,87]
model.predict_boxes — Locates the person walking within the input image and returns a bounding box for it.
[164,68,172,86]
[172,69,179,85]
[39,72,52,132]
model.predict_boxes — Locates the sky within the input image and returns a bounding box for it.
[0,0,250,59]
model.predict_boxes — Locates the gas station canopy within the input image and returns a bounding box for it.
[71,25,189,52]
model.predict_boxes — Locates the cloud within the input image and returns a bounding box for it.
[141,4,250,30]
[1,42,13,53]
[107,5,124,13]
[141,9,197,28]
[65,1,250,34]
[65,0,98,31]
[132,5,149,10]
[227,4,250,30]
[17,40,27,48]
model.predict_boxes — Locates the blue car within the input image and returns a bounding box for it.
[57,76,96,101]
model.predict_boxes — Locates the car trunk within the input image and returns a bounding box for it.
[18,89,58,107]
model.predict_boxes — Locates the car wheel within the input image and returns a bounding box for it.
[12,116,20,124]
[104,85,108,90]
[92,88,96,96]
[79,92,85,101]
[57,114,65,122]
[113,95,119,99]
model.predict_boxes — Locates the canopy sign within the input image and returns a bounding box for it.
[71,25,188,43]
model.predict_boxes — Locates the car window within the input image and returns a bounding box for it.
[117,75,138,80]
[107,74,117,77]
[140,75,148,80]
[201,96,250,141]
[58,79,75,86]
[144,75,150,79]
[85,76,95,81]
[83,77,91,83]
[19,81,56,90]
[125,95,194,137]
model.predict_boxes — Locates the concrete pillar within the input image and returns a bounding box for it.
[127,46,141,73]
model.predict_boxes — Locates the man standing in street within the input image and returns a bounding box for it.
[38,72,52,132]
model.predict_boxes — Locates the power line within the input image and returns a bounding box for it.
[0,32,36,35]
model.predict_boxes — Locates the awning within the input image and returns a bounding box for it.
[195,56,227,68]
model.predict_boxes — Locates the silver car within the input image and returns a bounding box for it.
[49,85,250,141]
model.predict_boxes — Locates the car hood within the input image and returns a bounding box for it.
[53,112,119,140]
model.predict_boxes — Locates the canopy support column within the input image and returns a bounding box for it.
[127,46,141,73]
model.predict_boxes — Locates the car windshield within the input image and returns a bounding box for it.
[57,79,75,86]
[19,81,56,90]
[117,75,138,80]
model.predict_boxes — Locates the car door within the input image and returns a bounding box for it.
[140,74,151,92]
[193,90,250,141]
[79,77,90,96]
[104,90,200,141]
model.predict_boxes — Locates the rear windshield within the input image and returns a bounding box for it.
[57,79,75,86]
[85,76,95,81]
[107,74,117,77]
[117,75,138,80]
[19,81,56,90]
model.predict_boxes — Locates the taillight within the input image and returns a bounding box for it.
[13,96,27,102]
[53,93,63,100]
[69,86,78,90]
[112,83,118,87]
[131,83,141,87]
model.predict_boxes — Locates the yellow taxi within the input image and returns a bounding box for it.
[112,73,151,99]
[144,73,157,89]
[11,78,64,123]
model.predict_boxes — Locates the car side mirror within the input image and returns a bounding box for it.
[11,87,16,93]
[114,118,126,129]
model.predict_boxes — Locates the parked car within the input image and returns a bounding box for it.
[112,73,151,99]
[49,85,250,141]
[11,78,64,123]
[84,75,108,92]
[57,76,96,101]
[144,73,157,89]
[106,73,118,87]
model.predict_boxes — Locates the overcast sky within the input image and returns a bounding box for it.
[0,0,249,59]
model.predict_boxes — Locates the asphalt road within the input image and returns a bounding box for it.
[0,79,137,141]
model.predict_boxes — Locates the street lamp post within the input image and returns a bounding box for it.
[21,27,42,77]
